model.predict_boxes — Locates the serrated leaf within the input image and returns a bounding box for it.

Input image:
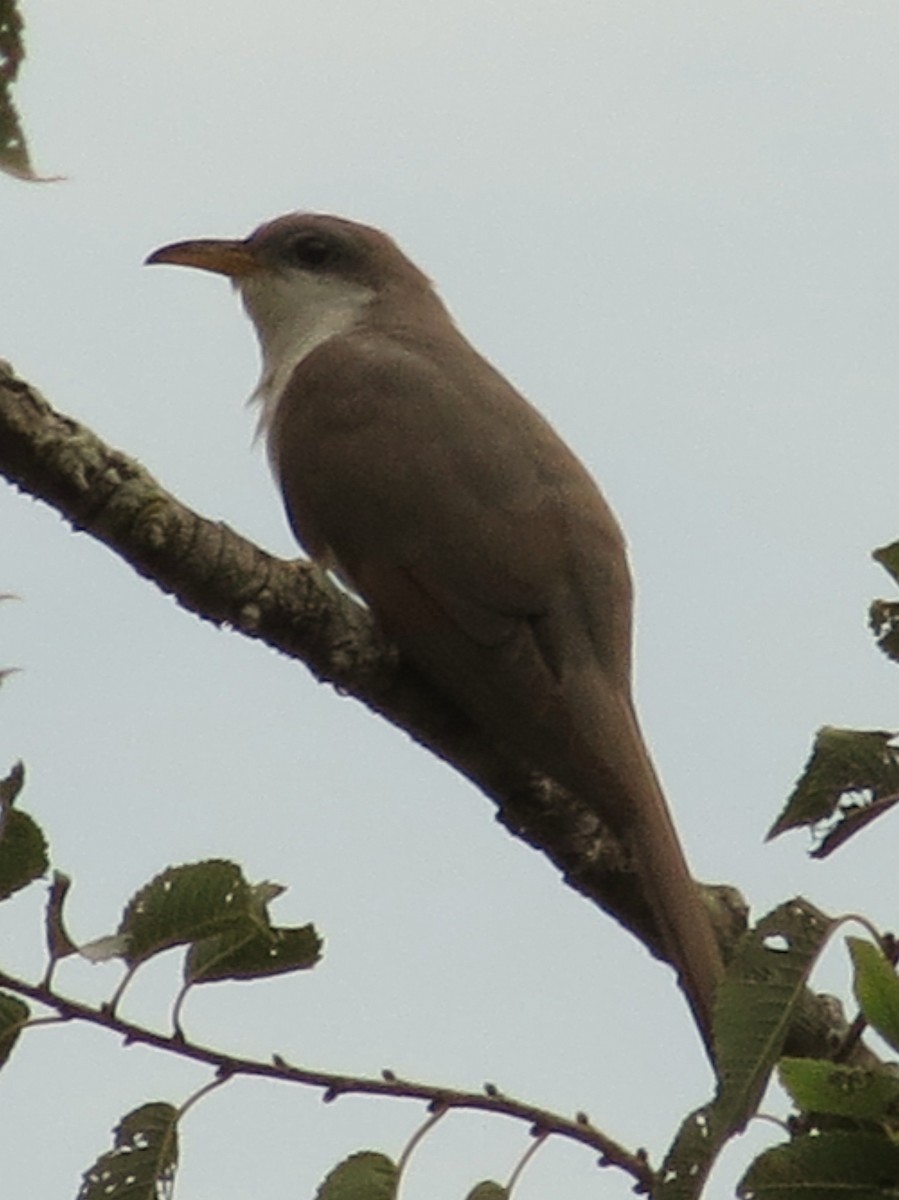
[849,938,899,1054]
[715,900,837,1120]
[768,727,899,845]
[0,809,48,899]
[118,860,254,966]
[779,1057,899,1122]
[77,1102,178,1200]
[465,1183,508,1200]
[659,899,836,1199]
[738,1130,899,1199]
[314,1150,398,1200]
[0,990,29,1070]
[185,921,322,984]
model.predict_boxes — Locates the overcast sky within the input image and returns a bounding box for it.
[4,3,899,1197]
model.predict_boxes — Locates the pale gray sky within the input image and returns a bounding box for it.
[4,3,899,1197]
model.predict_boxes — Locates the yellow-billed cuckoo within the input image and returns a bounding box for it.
[147,213,723,1051]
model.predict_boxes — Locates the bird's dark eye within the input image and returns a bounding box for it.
[288,235,335,268]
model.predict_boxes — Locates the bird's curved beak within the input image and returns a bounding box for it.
[145,238,260,278]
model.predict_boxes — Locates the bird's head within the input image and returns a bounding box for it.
[147,212,432,346]
[147,212,437,423]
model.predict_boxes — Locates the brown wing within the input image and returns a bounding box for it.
[267,326,633,688]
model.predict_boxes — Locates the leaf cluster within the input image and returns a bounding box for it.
[740,939,899,1198]
[4,743,899,1199]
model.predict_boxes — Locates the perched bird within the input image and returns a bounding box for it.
[147,214,723,1052]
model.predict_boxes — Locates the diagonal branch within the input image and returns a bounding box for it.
[0,359,714,968]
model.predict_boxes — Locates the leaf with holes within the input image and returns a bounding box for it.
[77,1102,178,1200]
[738,1130,899,1199]
[768,727,899,846]
[185,921,322,984]
[659,899,836,1200]
[118,860,256,966]
[779,1057,899,1124]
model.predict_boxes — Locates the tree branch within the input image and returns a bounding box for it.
[0,966,656,1192]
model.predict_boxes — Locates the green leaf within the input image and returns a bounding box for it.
[0,0,36,180]
[779,1057,899,1123]
[0,990,29,1070]
[77,1102,178,1200]
[714,900,838,1123]
[874,540,899,590]
[185,921,322,984]
[659,899,836,1199]
[465,1184,508,1200]
[0,763,48,900]
[314,1151,398,1200]
[0,809,48,899]
[768,727,899,845]
[849,938,899,1054]
[118,860,255,966]
[738,1130,899,1199]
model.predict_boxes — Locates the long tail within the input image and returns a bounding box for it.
[590,701,724,1058]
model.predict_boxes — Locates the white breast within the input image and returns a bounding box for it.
[238,268,375,435]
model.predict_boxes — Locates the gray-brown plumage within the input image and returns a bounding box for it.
[148,214,724,1053]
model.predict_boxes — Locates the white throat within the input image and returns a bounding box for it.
[238,269,375,435]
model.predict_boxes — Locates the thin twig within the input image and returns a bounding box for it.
[0,966,655,1191]
[395,1105,448,1187]
[506,1129,550,1193]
